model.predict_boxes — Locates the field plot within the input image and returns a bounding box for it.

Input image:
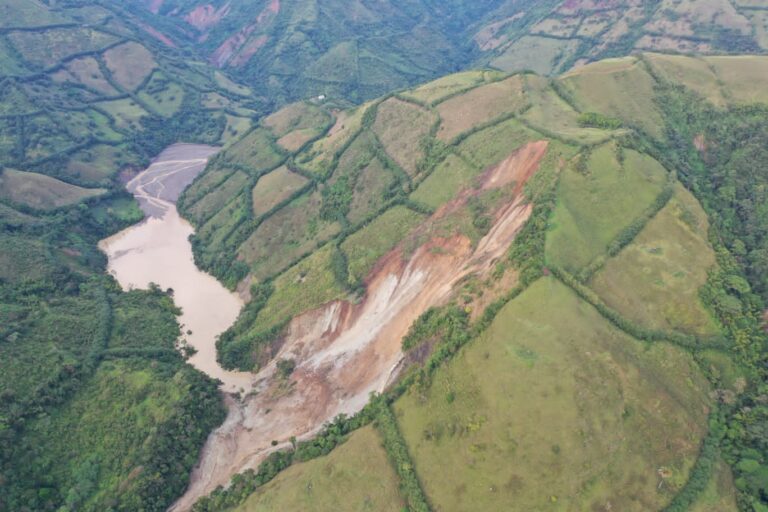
[410,154,479,209]
[95,98,149,131]
[8,27,117,69]
[560,57,664,139]
[395,277,711,512]
[265,102,332,152]
[401,70,490,105]
[54,56,118,95]
[253,244,348,335]
[185,170,249,225]
[705,56,768,105]
[546,144,667,271]
[225,128,285,172]
[103,42,157,92]
[373,97,436,176]
[590,185,720,336]
[347,157,395,225]
[522,74,619,144]
[0,169,106,210]
[490,36,579,75]
[296,103,369,175]
[645,53,726,106]
[455,118,538,171]
[436,76,527,142]
[238,191,341,281]
[64,144,130,183]
[197,194,249,249]
[341,205,426,283]
[251,166,308,217]
[137,72,185,117]
[233,427,403,512]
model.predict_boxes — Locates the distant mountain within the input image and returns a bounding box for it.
[121,0,768,105]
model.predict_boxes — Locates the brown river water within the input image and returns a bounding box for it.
[99,144,254,393]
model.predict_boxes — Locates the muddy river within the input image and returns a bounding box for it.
[99,144,253,393]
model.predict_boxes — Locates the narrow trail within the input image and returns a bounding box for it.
[169,140,550,511]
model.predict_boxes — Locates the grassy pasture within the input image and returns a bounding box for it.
[455,117,538,170]
[182,164,236,209]
[0,168,106,210]
[395,277,711,512]
[0,36,27,75]
[198,194,249,250]
[233,426,403,512]
[8,27,117,69]
[560,57,664,139]
[0,0,67,28]
[185,170,249,225]
[238,191,341,281]
[251,166,308,217]
[103,42,157,92]
[373,97,436,176]
[253,244,348,335]
[705,56,768,105]
[263,102,330,138]
[490,36,579,75]
[54,57,119,96]
[296,103,369,175]
[341,205,426,283]
[590,185,720,336]
[226,128,285,173]
[410,153,479,209]
[347,157,395,225]
[65,144,131,183]
[645,53,726,106]
[522,74,619,145]
[546,144,667,271]
[137,72,185,117]
[95,98,149,131]
[215,70,252,96]
[401,70,489,105]
[436,76,527,142]
[222,115,252,146]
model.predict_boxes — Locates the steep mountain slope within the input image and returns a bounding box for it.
[179,54,768,511]
[121,0,768,105]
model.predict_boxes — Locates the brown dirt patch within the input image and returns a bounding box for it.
[171,141,549,511]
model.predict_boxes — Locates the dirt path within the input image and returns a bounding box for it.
[170,140,549,511]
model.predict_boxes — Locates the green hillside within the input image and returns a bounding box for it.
[0,0,261,188]
[2,1,768,511]
[120,0,768,106]
[183,54,768,512]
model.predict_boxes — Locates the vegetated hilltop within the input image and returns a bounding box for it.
[0,1,265,510]
[182,54,768,512]
[0,0,262,190]
[121,0,768,105]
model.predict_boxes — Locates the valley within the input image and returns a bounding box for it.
[2,1,768,512]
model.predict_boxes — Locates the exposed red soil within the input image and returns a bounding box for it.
[209,0,279,67]
[229,35,268,68]
[184,3,232,31]
[138,22,177,48]
[170,141,549,511]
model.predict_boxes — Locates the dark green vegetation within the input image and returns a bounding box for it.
[180,54,768,511]
[0,1,266,510]
[0,191,225,511]
[0,0,262,187]
[121,0,767,108]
